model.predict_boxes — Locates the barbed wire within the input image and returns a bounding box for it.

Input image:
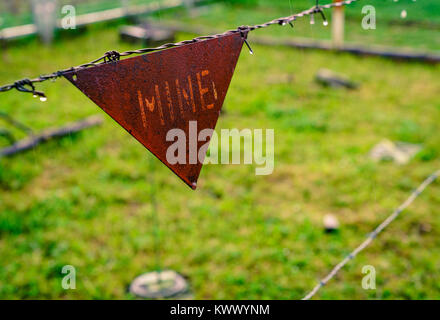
[0,0,359,99]
[302,169,440,300]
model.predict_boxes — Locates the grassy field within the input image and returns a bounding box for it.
[0,0,163,28]
[180,0,440,52]
[0,2,439,299]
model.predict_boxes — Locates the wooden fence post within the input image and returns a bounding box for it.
[332,0,345,48]
[121,0,130,16]
[31,0,57,44]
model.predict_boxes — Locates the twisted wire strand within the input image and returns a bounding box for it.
[0,0,359,97]
[302,169,440,300]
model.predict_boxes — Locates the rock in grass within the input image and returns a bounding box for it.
[120,24,175,46]
[369,139,422,164]
[323,214,339,233]
[129,270,189,299]
[315,68,359,89]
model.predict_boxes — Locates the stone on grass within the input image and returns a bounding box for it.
[120,24,175,46]
[129,270,189,299]
[315,68,359,89]
[323,214,339,233]
[369,139,422,164]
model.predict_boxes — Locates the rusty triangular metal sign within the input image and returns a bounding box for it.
[64,33,245,189]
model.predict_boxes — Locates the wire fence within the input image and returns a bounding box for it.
[0,0,359,99]
[1,0,438,300]
[302,169,440,300]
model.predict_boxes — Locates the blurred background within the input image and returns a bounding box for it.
[0,0,439,299]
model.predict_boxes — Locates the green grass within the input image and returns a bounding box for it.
[176,0,440,52]
[0,0,163,29]
[2,0,439,51]
[0,2,439,300]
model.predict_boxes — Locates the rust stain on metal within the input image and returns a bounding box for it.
[64,32,245,189]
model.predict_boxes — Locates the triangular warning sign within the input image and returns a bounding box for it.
[64,33,245,189]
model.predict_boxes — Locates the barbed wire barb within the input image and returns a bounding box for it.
[302,169,440,300]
